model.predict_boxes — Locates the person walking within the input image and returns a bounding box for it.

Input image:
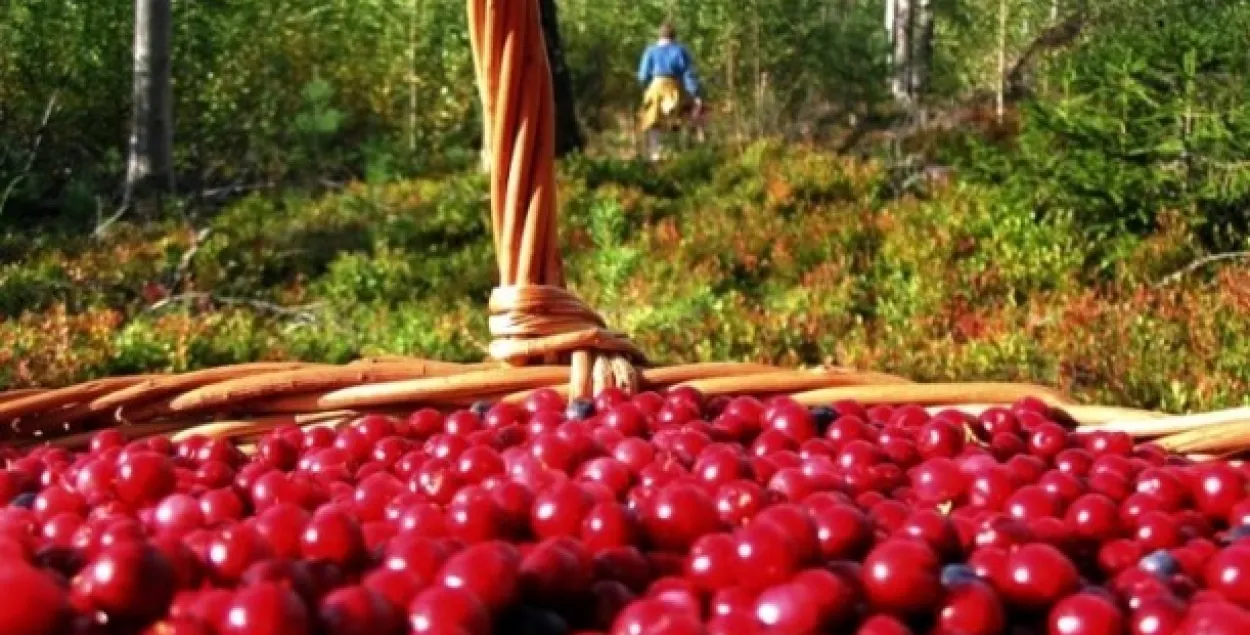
[637,21,702,162]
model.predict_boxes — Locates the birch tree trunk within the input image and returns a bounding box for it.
[407,0,421,153]
[889,0,912,107]
[885,0,895,102]
[885,0,895,49]
[753,3,763,135]
[124,0,173,213]
[910,0,934,102]
[996,0,1008,121]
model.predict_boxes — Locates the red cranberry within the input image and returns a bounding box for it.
[1205,545,1250,608]
[734,522,800,592]
[436,541,520,613]
[257,436,299,470]
[861,539,941,615]
[446,486,506,544]
[1135,510,1183,551]
[897,509,959,558]
[90,429,126,454]
[253,503,310,559]
[916,420,965,458]
[208,525,272,583]
[0,560,69,634]
[808,502,872,560]
[1028,422,1069,458]
[1174,599,1250,633]
[33,485,86,522]
[582,501,638,552]
[1130,595,1186,634]
[611,598,701,635]
[407,580,490,635]
[220,582,310,635]
[1065,493,1120,542]
[1002,543,1080,609]
[713,480,764,528]
[639,483,721,551]
[319,585,399,635]
[1049,592,1125,635]
[239,559,317,604]
[753,504,820,563]
[754,582,823,632]
[78,543,176,621]
[531,481,593,539]
[301,507,365,568]
[764,406,817,443]
[1196,464,1246,520]
[1098,538,1145,576]
[593,545,651,593]
[794,567,859,625]
[578,457,634,495]
[910,458,966,504]
[1005,485,1061,522]
[938,579,1005,635]
[685,533,738,592]
[857,614,915,634]
[114,452,176,506]
[385,534,450,579]
[363,568,427,612]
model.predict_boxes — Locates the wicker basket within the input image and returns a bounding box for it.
[2,0,1247,457]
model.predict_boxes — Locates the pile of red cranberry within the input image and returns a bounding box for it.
[2,387,1250,634]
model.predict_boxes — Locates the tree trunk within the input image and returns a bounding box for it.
[407,0,422,153]
[996,0,1008,121]
[753,3,763,135]
[889,0,912,106]
[884,0,895,97]
[538,0,584,157]
[910,0,934,101]
[884,0,895,46]
[124,0,173,212]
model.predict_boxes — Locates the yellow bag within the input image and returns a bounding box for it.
[639,77,687,132]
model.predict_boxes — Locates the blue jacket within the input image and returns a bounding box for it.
[637,41,700,98]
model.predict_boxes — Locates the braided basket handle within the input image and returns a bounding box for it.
[467,0,644,398]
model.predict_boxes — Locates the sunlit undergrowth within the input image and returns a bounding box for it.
[3,143,1247,412]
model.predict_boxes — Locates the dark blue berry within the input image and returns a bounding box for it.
[1224,524,1250,544]
[810,405,836,430]
[1139,549,1180,577]
[565,399,595,421]
[470,400,493,417]
[500,605,569,635]
[940,563,979,587]
[34,545,84,577]
[10,492,35,509]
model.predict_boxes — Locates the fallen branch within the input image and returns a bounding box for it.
[168,227,212,292]
[192,181,275,203]
[1004,9,1088,101]
[94,198,131,240]
[1156,251,1250,287]
[147,292,324,323]
[0,92,59,217]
